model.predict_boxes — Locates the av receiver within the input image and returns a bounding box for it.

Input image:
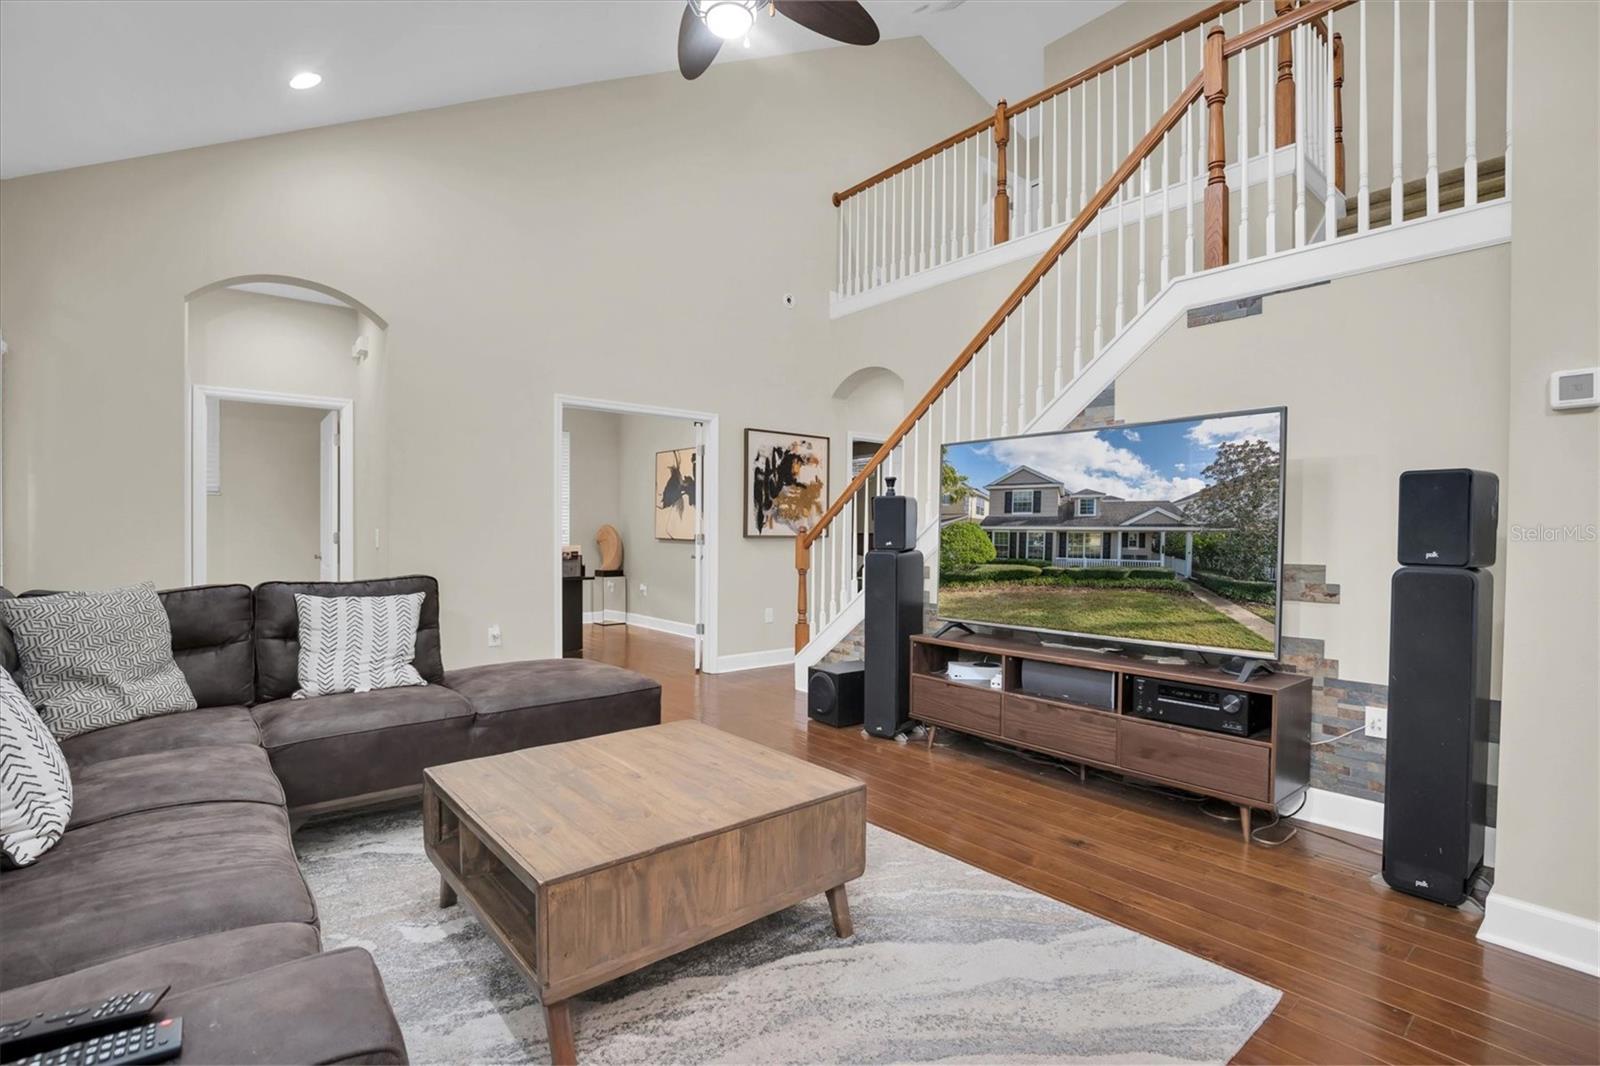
[1126,676,1271,738]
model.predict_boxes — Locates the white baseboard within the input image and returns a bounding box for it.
[709,647,794,674]
[623,612,696,638]
[1294,787,1496,867]
[1479,893,1600,976]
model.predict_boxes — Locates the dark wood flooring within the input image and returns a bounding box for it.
[584,624,1600,1065]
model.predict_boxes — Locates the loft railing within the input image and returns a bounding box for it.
[829,1,1359,301]
[797,0,1512,652]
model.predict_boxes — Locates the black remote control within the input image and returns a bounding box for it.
[9,1018,181,1066]
[0,989,168,1061]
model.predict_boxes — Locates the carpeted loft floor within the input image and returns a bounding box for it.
[297,809,1279,1065]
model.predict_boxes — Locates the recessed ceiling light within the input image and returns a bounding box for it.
[289,71,323,90]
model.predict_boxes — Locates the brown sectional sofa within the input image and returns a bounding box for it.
[0,577,662,1064]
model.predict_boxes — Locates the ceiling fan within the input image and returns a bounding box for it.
[678,1,881,80]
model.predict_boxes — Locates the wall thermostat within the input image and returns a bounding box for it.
[1549,367,1599,410]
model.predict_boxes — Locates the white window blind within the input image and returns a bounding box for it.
[205,395,222,495]
[559,431,572,547]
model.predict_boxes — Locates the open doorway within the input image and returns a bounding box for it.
[183,277,388,585]
[555,396,719,672]
[190,387,353,584]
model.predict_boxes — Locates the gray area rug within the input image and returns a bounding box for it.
[297,809,1279,1064]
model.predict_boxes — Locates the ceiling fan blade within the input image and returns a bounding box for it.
[678,2,723,80]
[773,0,881,46]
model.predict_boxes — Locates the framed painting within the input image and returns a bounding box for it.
[655,447,698,542]
[744,429,829,538]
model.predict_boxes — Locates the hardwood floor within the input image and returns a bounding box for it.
[584,625,1600,1064]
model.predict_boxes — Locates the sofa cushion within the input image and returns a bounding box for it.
[157,948,406,1065]
[161,584,256,709]
[1,667,73,867]
[252,685,475,810]
[446,659,662,756]
[68,745,284,830]
[0,924,321,1022]
[59,705,261,771]
[0,588,18,676]
[0,583,197,740]
[255,577,445,703]
[0,802,316,990]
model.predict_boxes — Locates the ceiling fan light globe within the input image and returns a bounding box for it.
[702,1,755,40]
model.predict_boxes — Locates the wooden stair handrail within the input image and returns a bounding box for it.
[830,1,1246,207]
[1224,0,1353,57]
[800,71,1205,559]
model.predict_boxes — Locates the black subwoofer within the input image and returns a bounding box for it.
[1383,566,1494,906]
[1397,468,1499,567]
[808,660,865,727]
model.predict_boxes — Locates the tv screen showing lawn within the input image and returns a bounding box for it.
[938,407,1285,659]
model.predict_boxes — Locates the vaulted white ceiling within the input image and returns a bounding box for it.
[0,0,1120,179]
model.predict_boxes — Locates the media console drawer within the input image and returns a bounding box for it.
[1002,693,1117,764]
[1117,718,1270,802]
[912,675,1001,737]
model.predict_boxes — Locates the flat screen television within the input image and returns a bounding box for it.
[938,407,1286,660]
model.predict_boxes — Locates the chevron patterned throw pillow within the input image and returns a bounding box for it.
[1,667,73,866]
[293,592,427,699]
[0,583,197,741]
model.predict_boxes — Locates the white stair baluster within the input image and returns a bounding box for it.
[1162,41,1172,289]
[1052,95,1061,226]
[1504,0,1513,197]
[891,171,900,280]
[1425,0,1439,216]
[1139,51,1150,309]
[1295,27,1308,247]
[1358,0,1370,232]
[1239,8,1250,263]
[1000,317,1010,435]
[1017,294,1028,429]
[1054,256,1064,394]
[983,337,994,438]
[1392,0,1404,224]
[836,199,844,294]
[1184,35,1197,271]
[1095,76,1105,354]
[1265,25,1278,253]
[1464,0,1477,206]
[1325,7,1338,239]
[1114,65,1125,334]
[1035,276,1046,416]
[1073,237,1085,376]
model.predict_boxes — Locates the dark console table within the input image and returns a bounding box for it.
[909,631,1312,842]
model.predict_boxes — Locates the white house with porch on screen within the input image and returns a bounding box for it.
[977,466,1209,577]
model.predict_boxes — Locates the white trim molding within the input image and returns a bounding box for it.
[623,612,697,639]
[1479,894,1600,977]
[1296,787,1385,839]
[708,647,794,674]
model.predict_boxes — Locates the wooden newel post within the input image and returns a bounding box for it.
[1203,26,1229,270]
[1332,32,1346,191]
[1274,0,1295,148]
[992,101,1010,244]
[794,535,811,652]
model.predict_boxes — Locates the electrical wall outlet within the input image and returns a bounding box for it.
[639,583,647,596]
[763,607,774,623]
[1364,706,1388,739]
[487,624,502,648]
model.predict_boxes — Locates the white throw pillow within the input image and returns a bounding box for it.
[293,592,428,699]
[1,667,74,867]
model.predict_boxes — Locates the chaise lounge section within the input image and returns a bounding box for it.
[0,576,662,1064]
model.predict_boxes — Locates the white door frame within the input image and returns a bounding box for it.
[553,395,719,672]
[188,384,355,584]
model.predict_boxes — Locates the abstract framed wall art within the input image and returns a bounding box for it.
[744,429,829,538]
[655,447,698,542]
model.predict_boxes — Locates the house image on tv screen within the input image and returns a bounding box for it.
[980,465,1208,576]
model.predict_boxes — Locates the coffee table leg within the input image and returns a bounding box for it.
[439,874,456,909]
[544,999,576,1065]
[825,884,853,938]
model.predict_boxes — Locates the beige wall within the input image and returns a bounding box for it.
[564,408,621,575]
[1490,0,1600,928]
[1115,247,1510,690]
[0,38,988,664]
[205,400,323,586]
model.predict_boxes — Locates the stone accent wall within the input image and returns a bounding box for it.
[1282,563,1341,603]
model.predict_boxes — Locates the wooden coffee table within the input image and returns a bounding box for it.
[422,720,866,1064]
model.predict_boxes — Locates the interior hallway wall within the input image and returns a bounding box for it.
[205,400,323,586]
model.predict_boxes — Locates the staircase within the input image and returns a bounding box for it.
[795,0,1514,683]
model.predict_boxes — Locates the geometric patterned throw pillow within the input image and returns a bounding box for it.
[0,667,73,866]
[292,592,427,699]
[0,583,196,741]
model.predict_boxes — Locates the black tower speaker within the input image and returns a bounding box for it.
[808,660,865,727]
[1383,568,1493,905]
[1397,468,1498,567]
[864,547,923,738]
[872,478,918,552]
